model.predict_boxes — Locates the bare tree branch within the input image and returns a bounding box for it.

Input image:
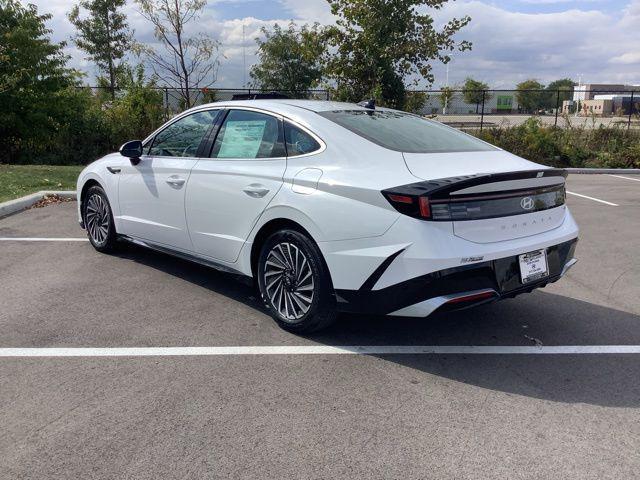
[135,0,220,108]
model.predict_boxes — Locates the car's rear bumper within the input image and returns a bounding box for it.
[334,237,577,316]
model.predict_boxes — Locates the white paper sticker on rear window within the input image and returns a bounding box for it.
[217,120,267,158]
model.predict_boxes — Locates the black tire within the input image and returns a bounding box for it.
[82,185,117,253]
[257,229,337,333]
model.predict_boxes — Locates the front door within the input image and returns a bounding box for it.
[117,110,219,251]
[186,109,287,262]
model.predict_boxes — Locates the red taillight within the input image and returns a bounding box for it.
[387,194,414,204]
[418,197,430,218]
[383,192,432,220]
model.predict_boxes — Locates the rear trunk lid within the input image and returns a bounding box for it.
[402,151,567,243]
[402,150,542,180]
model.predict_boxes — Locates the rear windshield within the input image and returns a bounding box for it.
[318,110,497,153]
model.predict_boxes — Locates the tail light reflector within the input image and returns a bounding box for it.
[445,290,496,304]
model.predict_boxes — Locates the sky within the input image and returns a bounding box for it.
[29,0,640,89]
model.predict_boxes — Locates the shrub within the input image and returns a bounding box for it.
[474,118,640,168]
[6,65,164,165]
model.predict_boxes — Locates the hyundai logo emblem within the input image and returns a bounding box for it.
[520,197,535,210]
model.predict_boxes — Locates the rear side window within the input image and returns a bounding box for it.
[149,110,218,157]
[211,110,285,159]
[318,110,496,153]
[284,122,321,157]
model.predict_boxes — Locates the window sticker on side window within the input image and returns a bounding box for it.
[217,120,267,158]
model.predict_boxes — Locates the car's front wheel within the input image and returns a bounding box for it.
[257,229,337,333]
[83,185,117,252]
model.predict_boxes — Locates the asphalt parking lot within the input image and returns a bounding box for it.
[1,174,639,479]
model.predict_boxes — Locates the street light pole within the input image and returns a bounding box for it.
[242,23,247,88]
[443,63,450,115]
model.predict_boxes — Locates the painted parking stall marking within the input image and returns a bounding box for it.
[566,191,619,206]
[0,237,89,242]
[2,345,640,357]
[606,174,640,182]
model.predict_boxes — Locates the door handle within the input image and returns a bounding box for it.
[106,166,121,174]
[166,176,186,187]
[243,184,270,198]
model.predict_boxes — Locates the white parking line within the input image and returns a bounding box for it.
[607,174,640,182]
[0,237,89,242]
[1,345,640,357]
[566,191,619,206]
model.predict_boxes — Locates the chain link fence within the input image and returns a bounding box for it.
[80,86,640,130]
[416,89,639,131]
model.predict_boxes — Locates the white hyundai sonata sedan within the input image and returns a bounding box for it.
[77,99,578,332]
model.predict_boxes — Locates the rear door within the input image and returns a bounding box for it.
[117,109,219,251]
[186,108,287,262]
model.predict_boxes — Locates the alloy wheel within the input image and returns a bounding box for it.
[85,193,110,245]
[263,242,315,322]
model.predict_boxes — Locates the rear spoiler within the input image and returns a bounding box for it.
[383,169,567,201]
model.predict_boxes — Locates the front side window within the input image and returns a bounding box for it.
[149,110,219,157]
[284,122,321,157]
[211,110,285,159]
[318,110,497,153]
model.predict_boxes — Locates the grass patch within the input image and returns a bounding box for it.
[0,164,83,203]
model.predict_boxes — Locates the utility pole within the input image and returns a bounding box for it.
[575,74,582,117]
[443,63,450,115]
[242,23,247,88]
[629,90,635,131]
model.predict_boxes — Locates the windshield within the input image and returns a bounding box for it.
[318,110,497,153]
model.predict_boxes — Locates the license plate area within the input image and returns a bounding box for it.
[518,249,549,284]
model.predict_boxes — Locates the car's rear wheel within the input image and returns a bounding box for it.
[83,185,117,252]
[257,229,337,333]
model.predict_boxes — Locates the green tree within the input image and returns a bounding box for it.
[403,91,428,114]
[105,63,165,141]
[136,0,222,109]
[68,0,132,100]
[325,0,471,108]
[516,79,546,114]
[439,86,454,114]
[250,22,327,98]
[545,78,575,109]
[0,0,77,162]
[462,77,492,113]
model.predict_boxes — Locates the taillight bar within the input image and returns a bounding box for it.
[382,178,566,221]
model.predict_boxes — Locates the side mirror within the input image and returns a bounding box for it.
[119,140,143,164]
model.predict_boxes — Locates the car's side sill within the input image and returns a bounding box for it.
[118,235,248,277]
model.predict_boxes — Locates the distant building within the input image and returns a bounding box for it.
[582,99,614,115]
[568,84,639,116]
[573,84,636,101]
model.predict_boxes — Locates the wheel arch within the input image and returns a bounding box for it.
[78,178,104,225]
[250,218,318,278]
[80,178,103,205]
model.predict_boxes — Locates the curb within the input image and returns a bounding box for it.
[565,168,640,174]
[0,190,76,219]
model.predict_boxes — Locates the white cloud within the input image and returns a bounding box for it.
[28,0,640,88]
[610,52,640,65]
[428,0,640,87]
[279,0,335,23]
[519,0,601,4]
